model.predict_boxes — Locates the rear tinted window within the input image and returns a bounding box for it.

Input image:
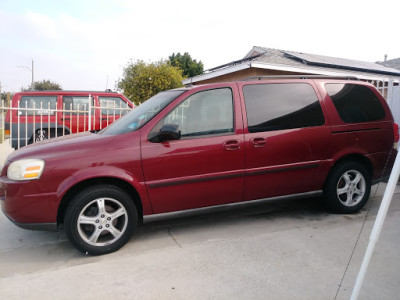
[325,84,385,123]
[243,83,324,133]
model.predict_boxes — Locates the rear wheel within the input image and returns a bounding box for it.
[30,129,68,144]
[64,185,138,255]
[323,161,371,213]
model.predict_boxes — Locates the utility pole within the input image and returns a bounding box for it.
[31,59,34,85]
[18,59,34,88]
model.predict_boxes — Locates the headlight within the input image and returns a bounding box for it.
[7,159,45,181]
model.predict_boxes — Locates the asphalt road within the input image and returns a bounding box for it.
[0,184,399,299]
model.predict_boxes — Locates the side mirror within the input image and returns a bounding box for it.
[149,123,181,143]
[159,124,181,141]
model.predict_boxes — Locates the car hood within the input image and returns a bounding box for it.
[7,132,114,162]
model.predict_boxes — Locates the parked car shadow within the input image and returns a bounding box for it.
[133,195,332,241]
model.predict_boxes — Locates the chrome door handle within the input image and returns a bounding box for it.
[250,137,266,148]
[223,140,240,151]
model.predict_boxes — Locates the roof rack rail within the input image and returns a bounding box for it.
[243,75,360,81]
[17,90,120,93]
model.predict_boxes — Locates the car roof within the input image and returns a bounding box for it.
[14,90,123,96]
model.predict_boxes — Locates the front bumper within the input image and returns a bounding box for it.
[0,175,59,231]
[0,206,57,231]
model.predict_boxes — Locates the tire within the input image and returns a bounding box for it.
[323,161,371,213]
[64,185,138,255]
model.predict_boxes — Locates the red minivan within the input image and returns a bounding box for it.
[4,90,133,149]
[0,77,398,255]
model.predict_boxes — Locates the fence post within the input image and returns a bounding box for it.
[1,100,4,144]
[9,97,12,148]
[88,94,91,131]
[17,99,20,149]
[387,79,394,105]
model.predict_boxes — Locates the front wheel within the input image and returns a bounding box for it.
[323,161,371,213]
[64,185,138,255]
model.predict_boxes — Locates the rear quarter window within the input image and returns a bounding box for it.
[325,83,386,123]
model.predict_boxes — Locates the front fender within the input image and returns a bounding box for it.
[56,165,152,214]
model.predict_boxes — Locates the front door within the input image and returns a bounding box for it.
[141,86,245,214]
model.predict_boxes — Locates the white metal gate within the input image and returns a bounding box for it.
[386,80,400,124]
[1,97,133,149]
[368,79,400,124]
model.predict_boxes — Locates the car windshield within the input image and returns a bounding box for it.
[100,90,186,135]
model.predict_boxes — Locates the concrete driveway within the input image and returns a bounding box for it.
[0,184,399,299]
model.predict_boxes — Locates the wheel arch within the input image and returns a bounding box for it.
[29,126,71,144]
[323,154,373,213]
[54,125,71,135]
[325,154,373,188]
[34,126,71,135]
[57,177,144,226]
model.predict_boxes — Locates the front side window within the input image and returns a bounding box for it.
[149,88,234,140]
[325,83,386,123]
[99,96,131,116]
[243,83,324,133]
[19,96,57,115]
[62,96,94,114]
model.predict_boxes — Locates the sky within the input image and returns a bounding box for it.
[0,0,399,93]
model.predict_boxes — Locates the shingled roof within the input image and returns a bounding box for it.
[183,46,400,85]
[377,58,400,71]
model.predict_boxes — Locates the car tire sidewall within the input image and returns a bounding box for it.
[323,161,371,214]
[65,185,138,255]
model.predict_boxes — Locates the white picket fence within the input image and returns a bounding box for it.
[386,80,400,125]
[368,79,400,124]
[0,98,133,149]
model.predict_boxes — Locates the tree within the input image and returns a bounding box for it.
[168,52,204,78]
[117,60,183,106]
[1,92,13,106]
[28,80,62,91]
